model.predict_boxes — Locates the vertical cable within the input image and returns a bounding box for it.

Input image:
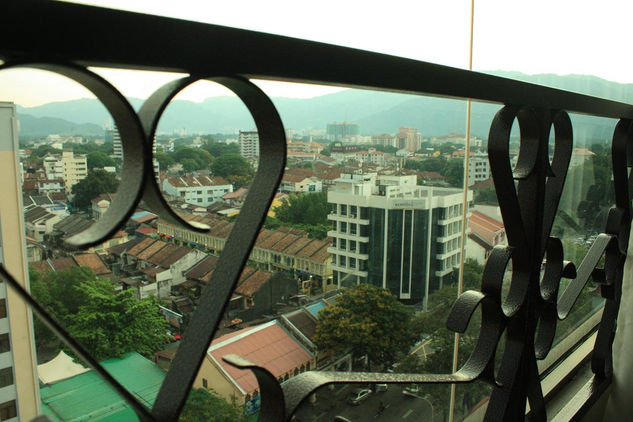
[449,0,475,420]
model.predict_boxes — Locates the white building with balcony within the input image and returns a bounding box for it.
[327,173,470,307]
[239,131,259,158]
[61,150,88,193]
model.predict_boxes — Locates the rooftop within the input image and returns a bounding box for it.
[208,321,313,395]
[40,352,165,421]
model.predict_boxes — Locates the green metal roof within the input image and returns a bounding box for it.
[40,352,165,421]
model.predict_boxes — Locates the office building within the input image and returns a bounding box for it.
[327,173,470,307]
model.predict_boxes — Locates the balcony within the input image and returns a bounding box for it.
[326,246,369,260]
[1,2,632,422]
[327,213,370,225]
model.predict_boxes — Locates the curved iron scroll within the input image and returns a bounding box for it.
[0,61,148,249]
[0,62,287,420]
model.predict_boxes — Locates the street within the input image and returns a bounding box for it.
[292,383,433,422]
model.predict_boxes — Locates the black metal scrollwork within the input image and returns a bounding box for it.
[236,106,630,422]
[0,62,287,420]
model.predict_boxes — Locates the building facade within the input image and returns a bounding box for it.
[0,102,40,421]
[238,131,259,158]
[396,127,423,152]
[327,173,469,307]
[467,152,491,186]
[326,122,360,142]
[60,150,88,193]
[162,175,233,207]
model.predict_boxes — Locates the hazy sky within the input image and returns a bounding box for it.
[3,0,633,107]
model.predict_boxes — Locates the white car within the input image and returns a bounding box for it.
[403,384,421,397]
[347,388,372,405]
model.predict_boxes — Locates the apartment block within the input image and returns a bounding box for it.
[327,173,470,307]
[61,150,88,193]
[238,131,259,158]
[467,151,491,186]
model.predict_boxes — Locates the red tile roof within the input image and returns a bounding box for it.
[51,257,77,272]
[209,321,313,394]
[72,253,111,276]
[235,270,272,297]
[471,178,494,190]
[469,211,505,246]
[222,188,248,200]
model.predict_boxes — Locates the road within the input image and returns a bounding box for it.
[292,384,433,422]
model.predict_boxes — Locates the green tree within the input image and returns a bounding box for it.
[67,286,168,360]
[474,187,498,204]
[445,159,464,187]
[87,151,115,169]
[31,144,61,158]
[30,266,168,361]
[405,157,447,173]
[373,145,398,154]
[314,284,416,369]
[201,138,239,157]
[71,169,119,210]
[181,158,200,173]
[172,147,214,171]
[155,151,175,170]
[180,389,247,422]
[273,192,328,226]
[211,154,253,179]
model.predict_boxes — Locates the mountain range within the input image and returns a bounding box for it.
[15,71,633,142]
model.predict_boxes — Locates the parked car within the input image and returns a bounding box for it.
[347,388,372,405]
[402,384,421,397]
[375,383,388,392]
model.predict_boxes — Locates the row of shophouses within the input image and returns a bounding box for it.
[157,214,332,290]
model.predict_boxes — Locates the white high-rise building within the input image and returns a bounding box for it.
[238,131,259,158]
[467,152,491,186]
[61,150,88,193]
[0,102,41,421]
[327,173,470,308]
[108,125,159,179]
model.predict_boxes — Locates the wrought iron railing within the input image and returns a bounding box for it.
[1,1,631,420]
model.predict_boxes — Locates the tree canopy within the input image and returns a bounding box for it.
[201,138,239,157]
[273,192,328,226]
[71,169,119,209]
[172,147,214,171]
[314,283,416,368]
[210,154,254,188]
[87,151,115,169]
[180,389,247,422]
[404,157,464,187]
[30,266,168,361]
